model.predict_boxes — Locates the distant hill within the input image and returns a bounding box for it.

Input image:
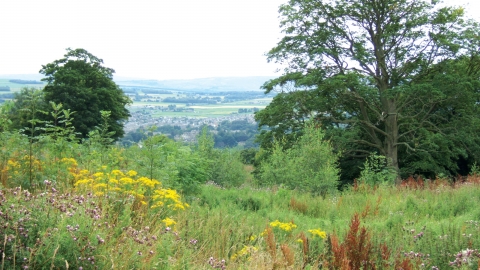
[0,75,46,91]
[116,76,275,92]
[0,74,276,92]
[0,74,45,81]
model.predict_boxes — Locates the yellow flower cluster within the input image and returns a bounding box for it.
[74,167,160,199]
[308,228,327,239]
[230,245,258,261]
[61,158,89,184]
[61,157,78,167]
[3,155,42,179]
[69,161,188,211]
[151,188,189,210]
[162,217,177,227]
[269,220,297,232]
[4,159,20,178]
[7,159,20,169]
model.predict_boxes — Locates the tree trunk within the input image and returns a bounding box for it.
[384,99,400,178]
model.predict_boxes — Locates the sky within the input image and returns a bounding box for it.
[1,0,479,81]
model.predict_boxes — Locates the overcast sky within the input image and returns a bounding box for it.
[1,0,479,80]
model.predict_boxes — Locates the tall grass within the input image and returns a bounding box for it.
[1,131,480,268]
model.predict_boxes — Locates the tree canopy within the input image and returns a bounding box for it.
[256,0,480,178]
[40,48,131,141]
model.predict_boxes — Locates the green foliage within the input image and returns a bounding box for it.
[4,115,480,268]
[9,87,47,137]
[258,0,480,179]
[210,149,248,188]
[40,48,131,141]
[0,101,13,132]
[196,125,215,161]
[258,123,340,196]
[174,148,210,196]
[358,154,397,186]
[240,147,257,165]
[127,132,210,196]
[86,110,116,146]
[255,91,311,151]
[135,132,176,181]
[196,126,249,188]
[470,162,480,175]
[214,119,259,148]
[43,101,78,143]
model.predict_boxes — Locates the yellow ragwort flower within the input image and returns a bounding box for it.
[270,220,297,232]
[138,177,160,188]
[119,177,134,185]
[151,201,165,209]
[93,183,108,190]
[230,246,258,261]
[162,217,176,227]
[74,179,92,187]
[61,157,78,167]
[108,179,119,185]
[308,229,327,239]
[111,170,124,177]
[93,172,104,178]
[126,170,138,177]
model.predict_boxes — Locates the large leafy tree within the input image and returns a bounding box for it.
[40,48,131,141]
[257,0,480,177]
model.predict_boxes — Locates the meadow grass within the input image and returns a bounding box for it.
[3,176,480,268]
[171,181,480,269]
[1,133,480,269]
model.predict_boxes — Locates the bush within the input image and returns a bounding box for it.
[358,153,397,186]
[211,149,248,188]
[258,122,340,196]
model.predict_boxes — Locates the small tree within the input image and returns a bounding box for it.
[259,122,340,196]
[358,153,397,187]
[211,149,248,188]
[9,87,47,136]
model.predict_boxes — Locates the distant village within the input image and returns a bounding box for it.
[124,110,257,142]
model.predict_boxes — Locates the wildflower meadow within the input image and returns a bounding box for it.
[1,124,480,269]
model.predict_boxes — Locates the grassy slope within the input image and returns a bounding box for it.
[2,145,479,269]
[174,180,480,269]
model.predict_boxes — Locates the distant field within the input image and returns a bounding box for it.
[0,79,273,118]
[0,79,45,92]
[130,98,271,117]
[189,105,262,109]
